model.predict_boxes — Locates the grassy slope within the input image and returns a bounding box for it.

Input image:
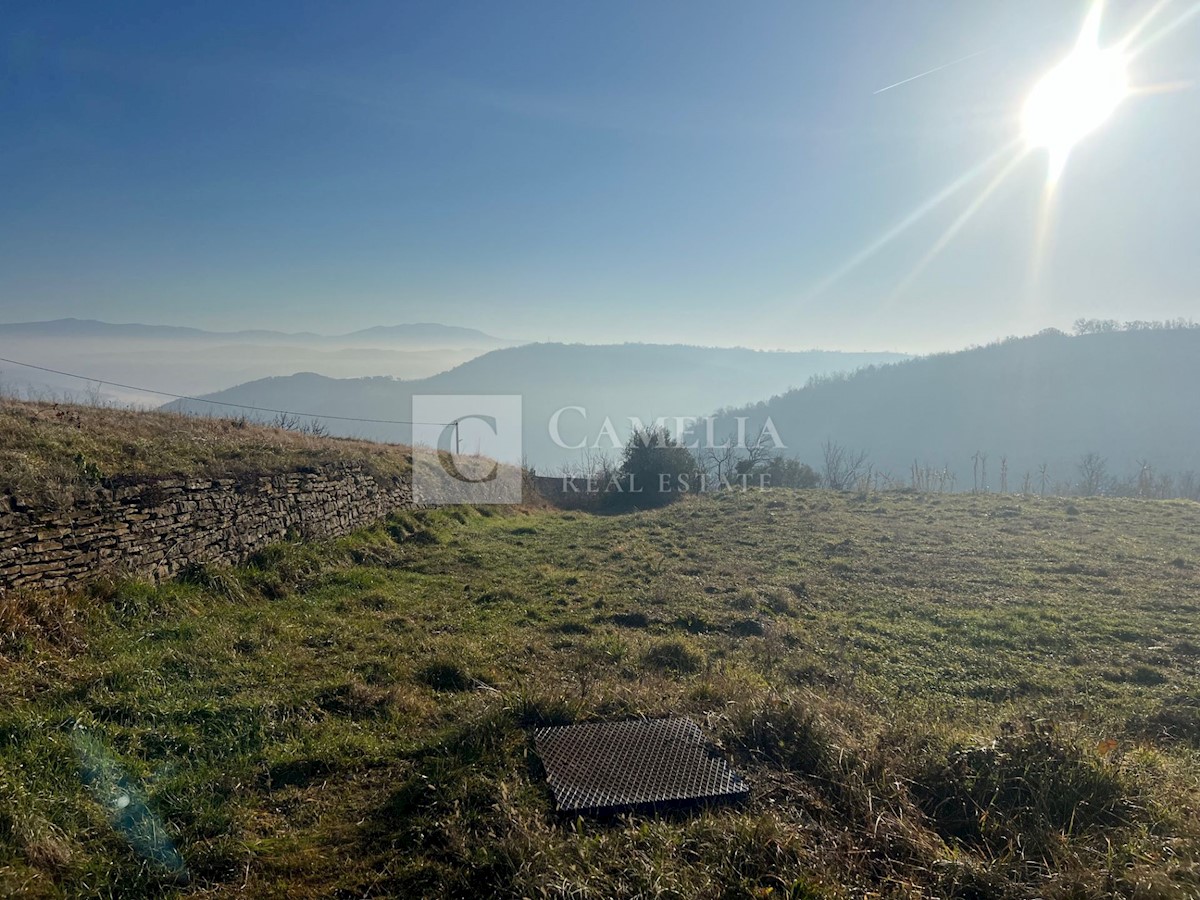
[2,492,1200,897]
[0,399,411,507]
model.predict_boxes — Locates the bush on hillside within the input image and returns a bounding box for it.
[610,425,699,509]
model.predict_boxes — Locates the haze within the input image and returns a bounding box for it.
[4,1,1198,353]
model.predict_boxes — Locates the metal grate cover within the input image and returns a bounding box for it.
[533,717,749,812]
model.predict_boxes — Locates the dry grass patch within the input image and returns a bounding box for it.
[0,398,411,507]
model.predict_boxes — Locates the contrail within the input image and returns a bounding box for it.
[873,50,984,94]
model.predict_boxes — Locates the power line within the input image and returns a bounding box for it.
[0,355,456,428]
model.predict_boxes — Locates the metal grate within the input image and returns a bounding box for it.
[533,717,750,813]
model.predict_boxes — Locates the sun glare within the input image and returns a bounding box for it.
[1021,2,1130,183]
[808,0,1199,302]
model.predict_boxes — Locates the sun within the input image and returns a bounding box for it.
[808,0,1196,302]
[1021,1,1130,184]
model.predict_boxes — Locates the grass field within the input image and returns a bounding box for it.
[0,399,411,508]
[3,490,1200,897]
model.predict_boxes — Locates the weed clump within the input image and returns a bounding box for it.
[913,720,1132,857]
[642,638,703,674]
[509,691,581,728]
[549,621,590,635]
[245,542,323,592]
[0,776,74,870]
[386,511,447,545]
[407,529,443,546]
[730,590,759,611]
[730,618,765,637]
[0,589,84,657]
[314,680,424,719]
[177,562,247,603]
[727,696,836,778]
[672,613,712,634]
[474,588,520,605]
[86,576,174,623]
[1130,697,1200,746]
[416,659,473,692]
[610,611,650,629]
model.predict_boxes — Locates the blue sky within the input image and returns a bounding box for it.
[2,0,1198,351]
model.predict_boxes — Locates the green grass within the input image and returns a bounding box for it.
[3,492,1200,897]
[0,399,411,507]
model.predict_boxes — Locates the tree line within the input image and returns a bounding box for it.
[559,427,1200,507]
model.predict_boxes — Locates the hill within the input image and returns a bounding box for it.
[162,343,909,470]
[0,398,413,507]
[710,327,1200,492]
[3,491,1199,896]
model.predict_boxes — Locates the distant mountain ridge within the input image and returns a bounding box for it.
[0,318,523,403]
[0,318,517,347]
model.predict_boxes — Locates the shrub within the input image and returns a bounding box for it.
[762,456,820,489]
[611,426,698,509]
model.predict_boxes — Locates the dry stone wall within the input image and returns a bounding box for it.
[0,465,418,593]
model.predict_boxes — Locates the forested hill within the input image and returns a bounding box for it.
[163,342,906,470]
[713,327,1200,493]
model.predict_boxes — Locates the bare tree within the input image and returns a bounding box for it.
[734,441,772,477]
[910,460,946,493]
[1136,459,1154,498]
[271,412,329,436]
[1077,452,1109,497]
[1180,471,1200,501]
[696,429,783,486]
[1038,462,1049,497]
[821,439,869,491]
[940,466,956,493]
[1155,471,1175,500]
[699,443,733,483]
[83,381,107,407]
[573,447,617,483]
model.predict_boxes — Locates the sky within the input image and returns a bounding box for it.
[2,0,1198,353]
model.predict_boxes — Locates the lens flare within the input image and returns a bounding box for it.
[1021,1,1129,184]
